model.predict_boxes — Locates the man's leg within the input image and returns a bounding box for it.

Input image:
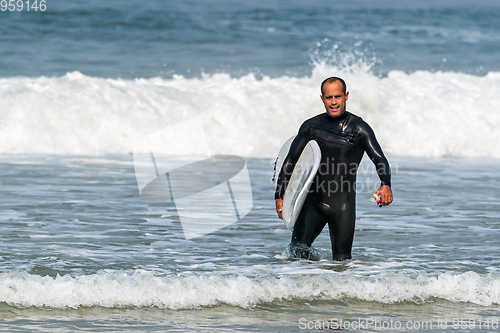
[287,195,328,260]
[291,199,327,246]
[328,195,356,260]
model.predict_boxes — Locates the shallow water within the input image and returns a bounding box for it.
[1,155,499,331]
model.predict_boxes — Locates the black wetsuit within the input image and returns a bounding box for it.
[275,111,391,260]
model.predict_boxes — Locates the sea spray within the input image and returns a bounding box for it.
[1,68,499,157]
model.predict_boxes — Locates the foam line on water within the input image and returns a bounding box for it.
[1,270,499,309]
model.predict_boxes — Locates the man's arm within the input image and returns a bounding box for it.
[275,124,310,218]
[357,120,393,206]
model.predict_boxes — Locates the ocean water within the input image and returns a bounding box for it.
[1,0,500,332]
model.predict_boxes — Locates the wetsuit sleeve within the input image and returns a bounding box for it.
[357,120,391,187]
[274,123,310,200]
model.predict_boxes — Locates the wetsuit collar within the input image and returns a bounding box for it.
[325,110,348,123]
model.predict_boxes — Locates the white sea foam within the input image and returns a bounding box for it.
[1,68,499,157]
[1,270,499,309]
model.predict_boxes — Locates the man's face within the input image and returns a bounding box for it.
[320,81,349,118]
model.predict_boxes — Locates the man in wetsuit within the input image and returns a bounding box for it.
[275,77,393,261]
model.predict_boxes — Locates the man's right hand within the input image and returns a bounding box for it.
[275,199,283,220]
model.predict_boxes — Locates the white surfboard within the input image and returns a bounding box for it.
[275,137,321,229]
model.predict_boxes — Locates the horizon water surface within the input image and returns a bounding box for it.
[1,0,500,332]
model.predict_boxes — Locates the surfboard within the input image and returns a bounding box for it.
[275,137,321,229]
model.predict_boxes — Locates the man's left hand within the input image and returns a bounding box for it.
[376,185,393,206]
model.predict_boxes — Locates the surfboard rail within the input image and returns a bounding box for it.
[275,137,321,229]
